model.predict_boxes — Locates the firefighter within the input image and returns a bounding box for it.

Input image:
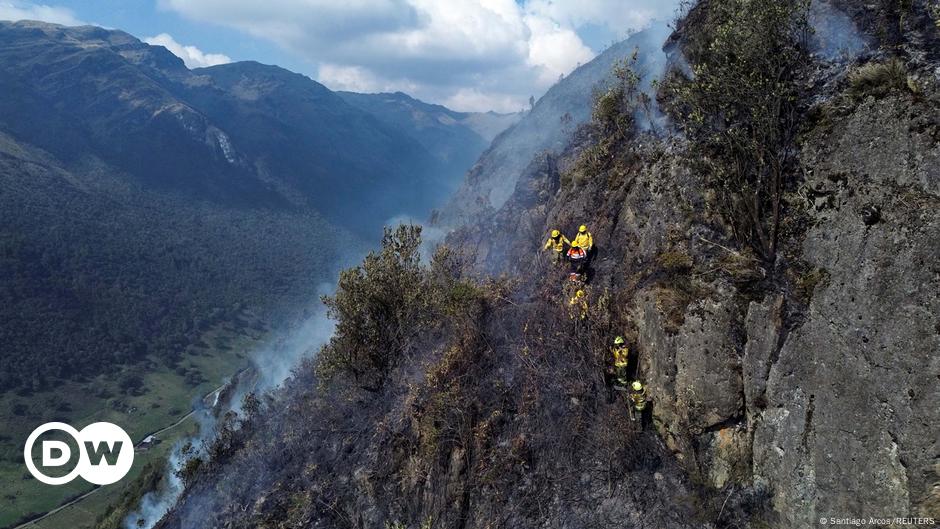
[543,229,570,264]
[628,381,647,422]
[571,225,593,252]
[569,289,588,320]
[611,337,629,389]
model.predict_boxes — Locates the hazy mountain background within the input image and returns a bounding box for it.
[338,91,521,195]
[0,19,514,393]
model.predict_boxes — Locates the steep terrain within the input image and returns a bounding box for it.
[441,0,940,525]
[150,2,939,528]
[438,20,672,226]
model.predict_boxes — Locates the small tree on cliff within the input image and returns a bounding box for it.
[317,224,428,390]
[675,0,810,263]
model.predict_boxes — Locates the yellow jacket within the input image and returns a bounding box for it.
[630,387,647,410]
[612,346,629,368]
[571,232,593,250]
[543,235,570,252]
[569,295,588,320]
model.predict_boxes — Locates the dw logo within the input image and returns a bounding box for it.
[24,422,134,485]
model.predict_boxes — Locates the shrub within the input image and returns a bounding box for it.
[657,250,694,273]
[176,456,203,486]
[316,227,495,390]
[316,224,429,389]
[673,0,810,262]
[569,51,651,186]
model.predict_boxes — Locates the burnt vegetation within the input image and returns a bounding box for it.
[162,221,706,529]
[161,4,812,525]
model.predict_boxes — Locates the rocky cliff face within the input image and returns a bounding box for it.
[448,1,940,524]
[745,91,940,526]
[153,2,939,528]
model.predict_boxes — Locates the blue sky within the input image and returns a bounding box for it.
[0,0,681,112]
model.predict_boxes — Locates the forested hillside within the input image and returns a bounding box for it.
[0,129,353,392]
[0,21,511,392]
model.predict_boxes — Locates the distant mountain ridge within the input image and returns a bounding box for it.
[338,91,520,194]
[0,20,514,231]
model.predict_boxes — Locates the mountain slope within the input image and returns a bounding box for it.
[0,20,452,231]
[338,91,520,194]
[438,21,672,225]
[0,20,474,392]
[184,63,450,224]
[0,127,353,392]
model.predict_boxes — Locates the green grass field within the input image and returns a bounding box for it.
[26,415,199,529]
[0,322,264,529]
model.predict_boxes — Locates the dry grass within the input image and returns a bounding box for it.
[656,250,694,273]
[654,285,696,334]
[847,59,911,101]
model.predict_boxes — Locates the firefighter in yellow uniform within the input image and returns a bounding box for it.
[543,229,570,264]
[571,225,593,252]
[629,381,647,422]
[568,289,588,320]
[611,337,629,389]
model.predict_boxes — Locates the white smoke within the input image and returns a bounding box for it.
[385,214,448,263]
[631,22,673,134]
[808,0,871,62]
[124,440,185,529]
[122,402,218,529]
[122,286,340,529]
[249,282,337,392]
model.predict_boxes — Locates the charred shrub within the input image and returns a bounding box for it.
[410,271,504,467]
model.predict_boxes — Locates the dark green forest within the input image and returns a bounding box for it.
[0,147,350,392]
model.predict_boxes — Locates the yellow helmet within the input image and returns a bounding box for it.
[631,381,643,391]
[551,229,560,238]
[579,225,587,233]
[575,290,585,298]
[614,336,625,345]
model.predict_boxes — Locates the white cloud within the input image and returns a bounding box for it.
[524,14,594,87]
[524,0,678,37]
[144,33,231,68]
[443,87,524,114]
[317,63,422,94]
[0,1,82,25]
[158,0,680,111]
